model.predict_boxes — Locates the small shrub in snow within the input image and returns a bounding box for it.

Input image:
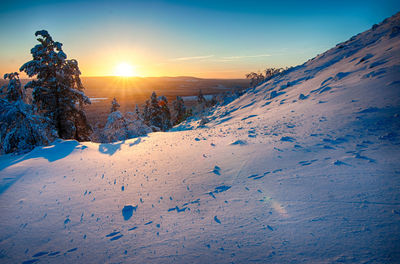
[246,67,288,88]
[245,72,265,88]
[101,110,151,143]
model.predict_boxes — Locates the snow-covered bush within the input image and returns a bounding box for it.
[100,110,151,143]
[172,96,189,125]
[245,72,265,88]
[0,99,57,154]
[245,67,288,88]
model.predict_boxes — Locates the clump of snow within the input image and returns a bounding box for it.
[99,110,151,143]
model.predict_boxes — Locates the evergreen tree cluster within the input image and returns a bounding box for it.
[0,71,56,154]
[142,92,172,131]
[19,30,92,141]
[0,30,91,153]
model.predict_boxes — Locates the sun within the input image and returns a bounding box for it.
[114,62,136,77]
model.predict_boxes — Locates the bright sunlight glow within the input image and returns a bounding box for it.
[114,63,136,77]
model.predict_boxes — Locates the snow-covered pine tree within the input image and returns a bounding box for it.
[19,30,92,141]
[1,72,23,102]
[158,96,171,131]
[110,97,120,113]
[196,89,207,113]
[0,73,57,154]
[135,104,141,120]
[172,96,187,125]
[206,94,218,107]
[143,100,150,124]
[148,92,162,129]
[197,89,206,105]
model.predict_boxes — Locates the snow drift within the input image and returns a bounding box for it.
[1,13,400,263]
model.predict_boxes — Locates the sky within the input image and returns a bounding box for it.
[0,0,399,78]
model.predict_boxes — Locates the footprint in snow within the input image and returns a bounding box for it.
[248,173,267,180]
[67,248,78,253]
[109,235,123,241]
[32,251,48,257]
[298,159,318,166]
[106,231,120,237]
[168,206,188,212]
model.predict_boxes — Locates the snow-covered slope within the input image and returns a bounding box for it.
[1,13,400,264]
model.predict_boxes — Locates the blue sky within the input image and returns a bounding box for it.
[0,0,399,78]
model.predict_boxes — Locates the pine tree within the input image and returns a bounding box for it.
[143,100,150,124]
[196,89,207,113]
[19,30,92,141]
[207,95,218,107]
[172,96,187,125]
[197,89,206,105]
[110,97,120,113]
[135,104,141,120]
[1,72,23,102]
[159,96,171,131]
[148,91,162,129]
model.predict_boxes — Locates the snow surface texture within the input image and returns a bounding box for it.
[1,13,400,264]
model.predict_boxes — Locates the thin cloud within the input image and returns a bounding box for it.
[222,54,271,60]
[213,59,236,62]
[171,55,214,61]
